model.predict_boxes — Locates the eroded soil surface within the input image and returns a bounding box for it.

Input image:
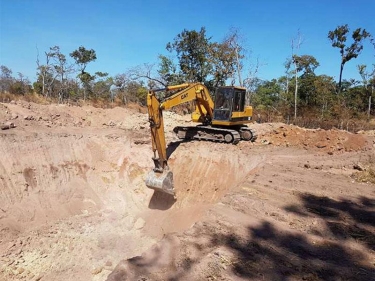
[0,101,374,281]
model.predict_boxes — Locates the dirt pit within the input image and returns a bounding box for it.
[0,101,374,281]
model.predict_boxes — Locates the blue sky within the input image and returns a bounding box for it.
[1,0,374,84]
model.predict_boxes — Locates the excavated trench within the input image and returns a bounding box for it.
[0,128,264,280]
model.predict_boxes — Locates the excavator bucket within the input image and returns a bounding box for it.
[145,170,175,196]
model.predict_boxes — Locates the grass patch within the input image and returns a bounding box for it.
[352,155,375,184]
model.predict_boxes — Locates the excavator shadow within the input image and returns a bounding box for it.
[166,139,191,159]
[148,191,176,210]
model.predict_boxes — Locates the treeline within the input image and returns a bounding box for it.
[0,46,149,106]
[0,25,374,130]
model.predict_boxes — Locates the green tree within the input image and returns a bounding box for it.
[92,72,112,100]
[166,27,211,84]
[357,64,375,118]
[253,79,282,108]
[209,40,237,87]
[292,55,319,75]
[70,46,97,100]
[293,55,320,107]
[157,55,183,85]
[210,28,244,87]
[328,24,371,93]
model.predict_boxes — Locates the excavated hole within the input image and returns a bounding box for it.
[0,131,263,280]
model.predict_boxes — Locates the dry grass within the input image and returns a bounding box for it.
[352,155,375,184]
[353,168,375,184]
[0,92,50,104]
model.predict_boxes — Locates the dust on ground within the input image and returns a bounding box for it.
[0,101,374,281]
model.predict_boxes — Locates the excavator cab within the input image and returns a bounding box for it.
[213,86,247,122]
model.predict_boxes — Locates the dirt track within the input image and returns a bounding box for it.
[0,101,374,281]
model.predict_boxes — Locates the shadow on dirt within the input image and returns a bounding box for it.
[284,193,375,251]
[166,140,185,159]
[216,221,374,280]
[107,194,375,281]
[107,217,374,280]
[148,191,176,210]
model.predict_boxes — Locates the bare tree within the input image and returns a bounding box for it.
[128,63,166,88]
[291,31,304,120]
[243,57,264,105]
[36,46,58,97]
[222,28,246,87]
[49,46,74,102]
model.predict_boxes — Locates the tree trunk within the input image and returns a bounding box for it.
[369,86,373,119]
[294,62,298,120]
[338,62,344,94]
[234,45,243,87]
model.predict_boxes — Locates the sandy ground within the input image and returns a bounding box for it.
[0,101,374,281]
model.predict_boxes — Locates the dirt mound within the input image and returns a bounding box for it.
[253,123,369,154]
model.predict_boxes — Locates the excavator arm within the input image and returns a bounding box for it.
[145,83,214,196]
[160,83,214,124]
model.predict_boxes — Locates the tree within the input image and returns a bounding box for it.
[291,31,304,120]
[253,79,283,122]
[70,46,97,100]
[357,64,375,118]
[166,27,211,84]
[92,72,112,100]
[0,65,13,92]
[211,28,243,87]
[328,24,371,93]
[313,75,336,118]
[292,55,319,75]
[49,46,74,102]
[253,79,282,108]
[9,73,32,95]
[208,41,237,88]
[36,46,58,98]
[129,63,165,88]
[292,55,320,107]
[157,55,183,85]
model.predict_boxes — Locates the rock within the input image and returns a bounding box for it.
[353,163,365,171]
[1,122,16,130]
[134,217,145,229]
[92,266,103,275]
[24,115,34,120]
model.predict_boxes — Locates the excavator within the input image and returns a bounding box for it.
[145,82,256,196]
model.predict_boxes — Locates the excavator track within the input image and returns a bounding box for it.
[173,125,243,144]
[239,126,257,142]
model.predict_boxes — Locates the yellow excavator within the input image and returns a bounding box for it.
[145,82,256,196]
